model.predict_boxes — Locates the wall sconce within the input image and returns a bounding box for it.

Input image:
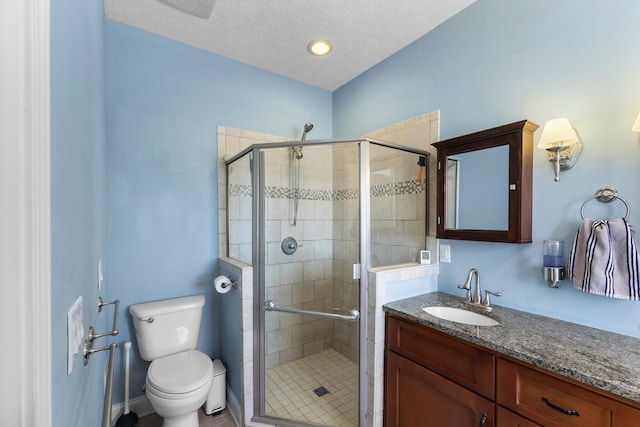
[538,117,582,182]
[543,240,566,288]
[632,112,640,132]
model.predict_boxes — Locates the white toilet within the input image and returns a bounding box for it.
[129,295,213,427]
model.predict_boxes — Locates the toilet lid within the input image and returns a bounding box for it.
[147,350,213,394]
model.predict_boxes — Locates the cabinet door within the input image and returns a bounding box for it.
[387,315,495,399]
[496,406,541,427]
[385,351,494,427]
[614,405,640,427]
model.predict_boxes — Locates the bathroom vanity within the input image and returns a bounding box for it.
[383,293,640,426]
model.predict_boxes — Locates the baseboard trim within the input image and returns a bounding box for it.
[226,384,241,426]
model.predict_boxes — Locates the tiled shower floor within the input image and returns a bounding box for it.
[265,348,358,427]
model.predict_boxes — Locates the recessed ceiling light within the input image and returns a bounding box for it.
[307,39,333,56]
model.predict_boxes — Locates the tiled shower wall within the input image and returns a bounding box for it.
[220,110,439,266]
[220,110,439,368]
[365,110,439,242]
[330,144,360,363]
[220,127,290,262]
[227,152,253,263]
[369,145,427,267]
[262,144,342,368]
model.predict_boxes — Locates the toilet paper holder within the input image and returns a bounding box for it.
[220,279,237,290]
[214,275,238,292]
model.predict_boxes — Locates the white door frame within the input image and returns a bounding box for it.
[0,1,52,426]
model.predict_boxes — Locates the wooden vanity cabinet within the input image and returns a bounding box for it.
[385,315,495,426]
[385,315,640,427]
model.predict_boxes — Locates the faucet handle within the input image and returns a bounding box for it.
[483,290,501,307]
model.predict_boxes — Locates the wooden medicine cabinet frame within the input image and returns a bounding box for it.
[432,120,538,243]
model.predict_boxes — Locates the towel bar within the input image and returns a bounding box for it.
[101,343,117,427]
[83,298,120,365]
[580,187,630,220]
[264,300,360,321]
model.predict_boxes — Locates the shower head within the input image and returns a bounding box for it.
[304,122,314,133]
[301,122,314,141]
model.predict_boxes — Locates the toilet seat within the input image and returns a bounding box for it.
[147,350,213,395]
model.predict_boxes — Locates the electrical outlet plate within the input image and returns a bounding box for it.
[67,296,84,375]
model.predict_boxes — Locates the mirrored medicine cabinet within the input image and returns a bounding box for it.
[431,120,538,243]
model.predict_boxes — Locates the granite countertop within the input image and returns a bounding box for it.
[383,292,640,404]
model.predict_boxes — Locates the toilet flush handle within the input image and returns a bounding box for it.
[139,317,154,323]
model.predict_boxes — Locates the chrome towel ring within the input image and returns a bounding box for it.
[580,187,630,220]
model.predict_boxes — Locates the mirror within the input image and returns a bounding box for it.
[446,145,510,230]
[432,120,538,243]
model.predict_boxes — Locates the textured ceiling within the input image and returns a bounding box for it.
[104,0,475,91]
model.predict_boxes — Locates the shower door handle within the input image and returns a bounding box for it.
[264,300,360,321]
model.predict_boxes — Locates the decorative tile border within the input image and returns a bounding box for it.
[228,183,253,198]
[265,186,333,201]
[371,180,427,197]
[228,179,426,201]
[334,187,360,201]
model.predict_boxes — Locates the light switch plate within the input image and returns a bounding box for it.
[440,245,451,263]
[67,296,84,375]
[97,260,103,290]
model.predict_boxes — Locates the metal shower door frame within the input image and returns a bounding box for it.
[242,138,428,427]
[251,139,369,427]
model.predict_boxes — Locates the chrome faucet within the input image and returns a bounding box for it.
[457,268,501,312]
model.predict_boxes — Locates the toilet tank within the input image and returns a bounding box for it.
[129,295,205,361]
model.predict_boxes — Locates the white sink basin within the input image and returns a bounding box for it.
[422,306,499,327]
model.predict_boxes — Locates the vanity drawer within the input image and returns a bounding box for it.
[497,358,614,427]
[496,406,541,427]
[386,315,495,399]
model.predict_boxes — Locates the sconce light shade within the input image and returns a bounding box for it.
[538,117,580,149]
[632,112,640,132]
[538,117,582,182]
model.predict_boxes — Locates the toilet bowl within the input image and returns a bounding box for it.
[129,295,213,427]
[145,350,213,427]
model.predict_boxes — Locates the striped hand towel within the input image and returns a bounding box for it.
[569,218,640,300]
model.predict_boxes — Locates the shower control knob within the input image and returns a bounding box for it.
[281,237,301,255]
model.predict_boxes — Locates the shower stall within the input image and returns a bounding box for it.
[226,138,428,427]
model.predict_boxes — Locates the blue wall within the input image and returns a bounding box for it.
[51,0,107,426]
[334,0,640,337]
[103,20,332,403]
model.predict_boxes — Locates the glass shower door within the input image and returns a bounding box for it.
[257,142,361,427]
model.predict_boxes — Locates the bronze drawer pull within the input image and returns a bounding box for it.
[479,413,487,426]
[541,396,580,416]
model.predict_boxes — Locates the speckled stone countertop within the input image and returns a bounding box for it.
[383,292,640,404]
